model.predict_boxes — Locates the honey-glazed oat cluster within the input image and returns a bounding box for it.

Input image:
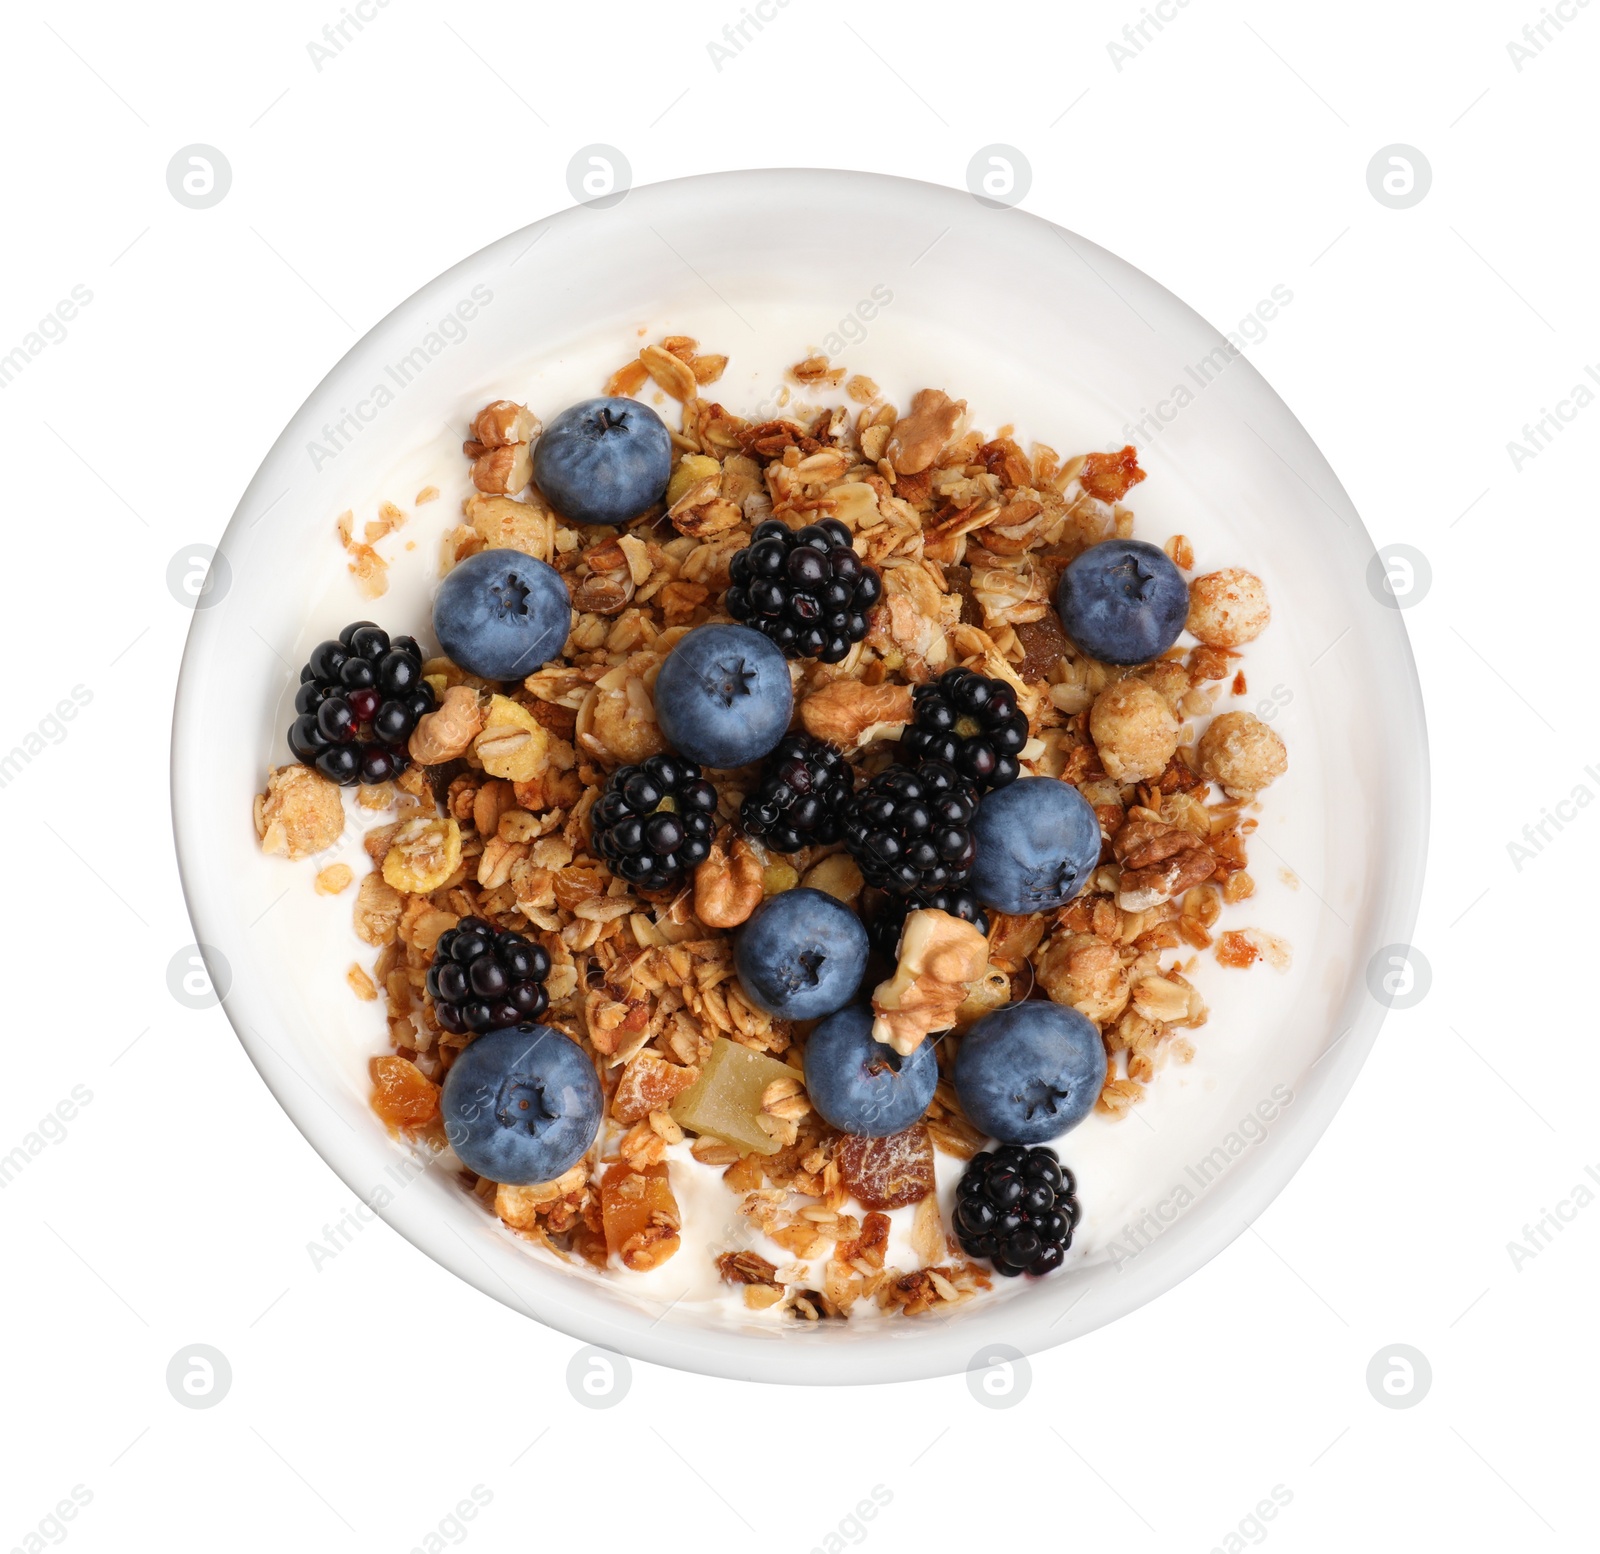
[254,333,1289,1318]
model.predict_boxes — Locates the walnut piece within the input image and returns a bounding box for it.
[1111,815,1219,911]
[799,679,913,749]
[408,684,484,765]
[470,400,538,449]
[693,835,764,928]
[870,909,990,1055]
[466,400,537,494]
[1196,710,1287,798]
[254,764,344,860]
[470,442,532,495]
[1187,568,1270,648]
[1090,677,1180,784]
[886,389,966,475]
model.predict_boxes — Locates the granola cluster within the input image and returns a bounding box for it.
[254,335,1289,1320]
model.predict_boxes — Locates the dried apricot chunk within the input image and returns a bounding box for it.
[1078,444,1147,503]
[837,1126,935,1210]
[599,1161,681,1270]
[610,1053,699,1124]
[369,1055,439,1131]
[1215,930,1259,969]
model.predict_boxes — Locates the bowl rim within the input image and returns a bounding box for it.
[171,166,1429,1385]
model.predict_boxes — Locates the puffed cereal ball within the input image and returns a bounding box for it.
[1036,931,1132,1024]
[1196,711,1287,799]
[1090,677,1180,784]
[1186,568,1270,648]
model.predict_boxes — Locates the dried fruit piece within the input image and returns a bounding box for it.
[669,1037,799,1157]
[611,1052,700,1124]
[837,1125,936,1209]
[381,817,462,893]
[599,1160,681,1270]
[474,695,550,783]
[369,1055,439,1131]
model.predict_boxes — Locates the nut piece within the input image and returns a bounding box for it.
[693,835,764,929]
[471,442,533,495]
[254,764,345,860]
[471,400,539,448]
[1196,711,1287,799]
[886,388,966,475]
[474,695,551,782]
[953,963,1011,1028]
[409,684,484,766]
[799,680,913,749]
[1090,677,1180,784]
[1187,568,1270,648]
[870,909,990,1056]
[381,816,462,893]
[1111,816,1219,911]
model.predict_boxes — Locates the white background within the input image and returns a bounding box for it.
[2,1,1595,1550]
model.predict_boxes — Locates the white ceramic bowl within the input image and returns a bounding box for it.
[172,169,1427,1385]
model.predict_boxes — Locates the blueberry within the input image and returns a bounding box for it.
[433,548,571,681]
[439,1024,601,1184]
[531,396,672,527]
[953,1002,1107,1145]
[803,1004,938,1137]
[734,887,868,1021]
[653,624,793,768]
[969,777,1101,915]
[1057,539,1188,665]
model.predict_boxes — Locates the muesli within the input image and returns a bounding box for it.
[254,336,1288,1320]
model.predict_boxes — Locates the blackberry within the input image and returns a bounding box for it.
[288,621,434,787]
[843,759,978,897]
[953,1145,1079,1277]
[590,753,719,891]
[864,886,990,959]
[739,734,856,854]
[725,519,882,664]
[901,668,1029,793]
[426,917,551,1036]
